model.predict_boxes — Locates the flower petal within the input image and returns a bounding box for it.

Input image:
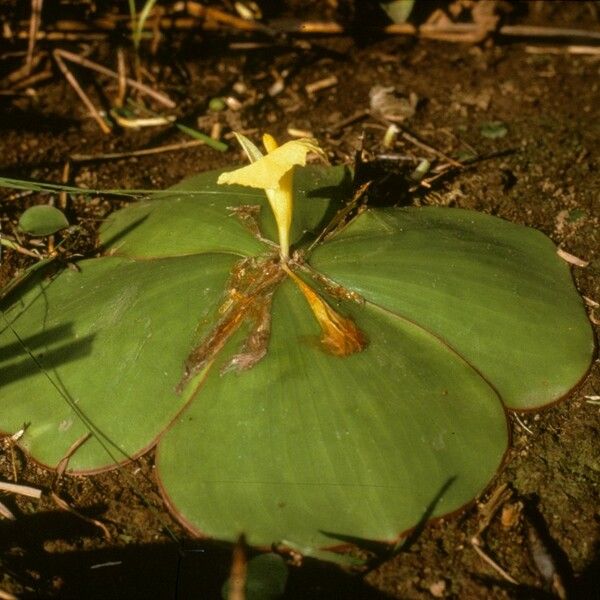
[217,139,326,190]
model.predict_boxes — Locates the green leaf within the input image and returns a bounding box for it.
[175,123,228,152]
[221,553,288,600]
[99,166,352,258]
[233,132,264,163]
[480,121,508,139]
[380,0,415,23]
[310,208,593,409]
[0,253,235,470]
[158,279,507,548]
[0,165,592,557]
[18,205,69,236]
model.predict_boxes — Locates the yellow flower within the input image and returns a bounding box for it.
[218,133,366,359]
[217,133,326,259]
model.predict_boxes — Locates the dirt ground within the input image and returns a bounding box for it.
[0,1,598,598]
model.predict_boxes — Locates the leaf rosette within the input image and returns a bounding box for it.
[0,135,593,556]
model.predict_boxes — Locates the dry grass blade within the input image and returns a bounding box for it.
[401,131,463,168]
[0,480,42,499]
[116,47,127,107]
[50,433,111,539]
[471,484,519,585]
[54,49,175,108]
[26,0,43,74]
[0,499,16,520]
[55,433,92,479]
[471,540,519,585]
[50,491,112,539]
[70,139,208,163]
[52,50,111,134]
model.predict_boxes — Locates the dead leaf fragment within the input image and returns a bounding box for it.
[556,247,589,267]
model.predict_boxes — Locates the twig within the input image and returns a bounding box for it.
[56,434,92,478]
[7,50,46,83]
[12,68,53,90]
[51,491,112,539]
[471,539,519,585]
[326,109,370,133]
[185,1,274,35]
[513,413,534,435]
[0,237,43,258]
[26,0,43,74]
[471,484,519,585]
[526,45,600,55]
[52,50,111,135]
[305,75,338,95]
[7,17,600,45]
[500,24,600,42]
[401,131,463,168]
[0,500,15,520]
[556,247,589,267]
[50,433,111,539]
[70,139,209,162]
[54,48,175,109]
[116,47,127,107]
[58,160,70,210]
[228,534,248,600]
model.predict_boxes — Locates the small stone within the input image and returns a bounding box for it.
[429,579,446,597]
[208,97,226,112]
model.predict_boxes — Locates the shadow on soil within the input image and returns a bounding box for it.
[0,511,394,599]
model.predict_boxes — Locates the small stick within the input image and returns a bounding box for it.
[54,48,175,109]
[471,539,519,585]
[0,238,43,258]
[58,160,70,210]
[70,139,208,162]
[51,491,112,539]
[16,31,107,41]
[115,47,127,107]
[471,484,518,585]
[513,413,534,435]
[7,50,46,83]
[53,50,111,134]
[556,247,588,267]
[0,500,16,520]
[50,433,111,539]
[327,109,370,133]
[56,433,92,478]
[500,24,600,42]
[401,131,463,168]
[526,45,600,55]
[305,75,338,95]
[26,0,43,74]
[110,112,175,128]
[12,68,53,90]
[185,1,274,34]
[8,18,600,45]
[228,534,248,600]
[0,480,42,499]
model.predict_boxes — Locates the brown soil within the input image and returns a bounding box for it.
[0,2,598,599]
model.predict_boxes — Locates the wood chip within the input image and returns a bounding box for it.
[556,247,589,267]
[305,76,338,95]
[287,127,313,138]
